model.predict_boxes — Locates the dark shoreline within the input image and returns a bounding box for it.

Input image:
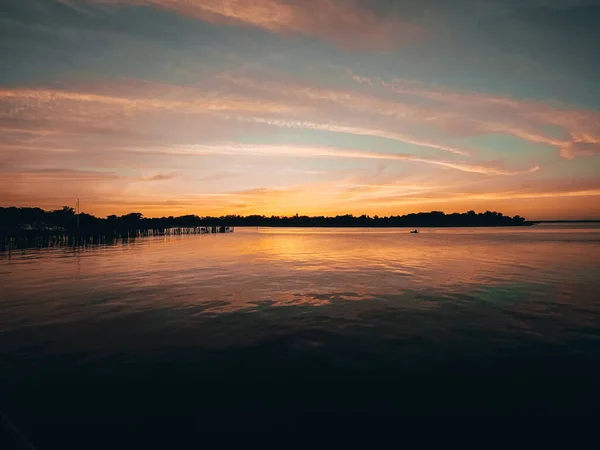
[0,208,538,251]
[1,207,533,231]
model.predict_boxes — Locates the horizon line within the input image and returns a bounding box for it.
[2,205,600,223]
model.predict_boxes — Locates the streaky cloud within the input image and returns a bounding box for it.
[60,0,424,49]
[238,117,470,156]
[155,143,538,176]
[0,82,472,157]
[219,74,471,156]
[0,86,294,116]
[341,68,600,159]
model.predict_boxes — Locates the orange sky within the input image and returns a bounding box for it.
[1,0,600,220]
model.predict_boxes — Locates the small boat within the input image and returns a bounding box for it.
[410,229,419,234]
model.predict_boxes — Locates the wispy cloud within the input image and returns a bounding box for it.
[150,143,537,175]
[60,0,424,49]
[10,70,594,167]
[2,164,597,219]
[560,141,600,159]
[238,117,470,156]
[5,71,600,219]
[0,81,473,156]
[0,86,295,117]
[219,74,471,155]
[341,68,600,159]
[141,173,176,182]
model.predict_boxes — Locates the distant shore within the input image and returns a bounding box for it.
[1,207,534,233]
[0,207,540,252]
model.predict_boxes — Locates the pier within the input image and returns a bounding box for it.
[0,226,234,252]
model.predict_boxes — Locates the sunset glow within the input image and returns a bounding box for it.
[2,0,600,219]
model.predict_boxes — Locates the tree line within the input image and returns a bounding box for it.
[0,206,533,232]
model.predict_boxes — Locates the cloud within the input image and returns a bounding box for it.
[0,80,474,157]
[362,189,600,210]
[9,70,594,167]
[0,74,546,222]
[0,168,124,208]
[0,83,299,148]
[0,160,595,220]
[0,85,294,117]
[60,0,424,49]
[152,143,538,176]
[560,141,600,159]
[10,72,599,219]
[142,173,176,181]
[341,68,600,158]
[238,117,470,156]
[219,74,471,155]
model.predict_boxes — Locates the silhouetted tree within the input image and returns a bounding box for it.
[0,207,535,235]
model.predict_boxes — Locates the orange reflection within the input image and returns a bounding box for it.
[2,225,600,327]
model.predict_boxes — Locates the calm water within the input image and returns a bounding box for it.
[1,225,600,442]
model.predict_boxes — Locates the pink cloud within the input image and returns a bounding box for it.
[12,72,592,168]
[62,0,423,49]
[237,116,471,156]
[342,68,600,158]
[560,141,600,159]
[142,143,537,176]
[0,73,584,220]
[0,81,475,157]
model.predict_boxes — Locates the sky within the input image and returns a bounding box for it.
[1,0,600,220]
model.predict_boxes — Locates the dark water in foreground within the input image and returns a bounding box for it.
[1,225,600,443]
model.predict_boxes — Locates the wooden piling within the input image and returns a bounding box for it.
[0,224,233,252]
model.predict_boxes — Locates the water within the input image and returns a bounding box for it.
[1,225,600,442]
